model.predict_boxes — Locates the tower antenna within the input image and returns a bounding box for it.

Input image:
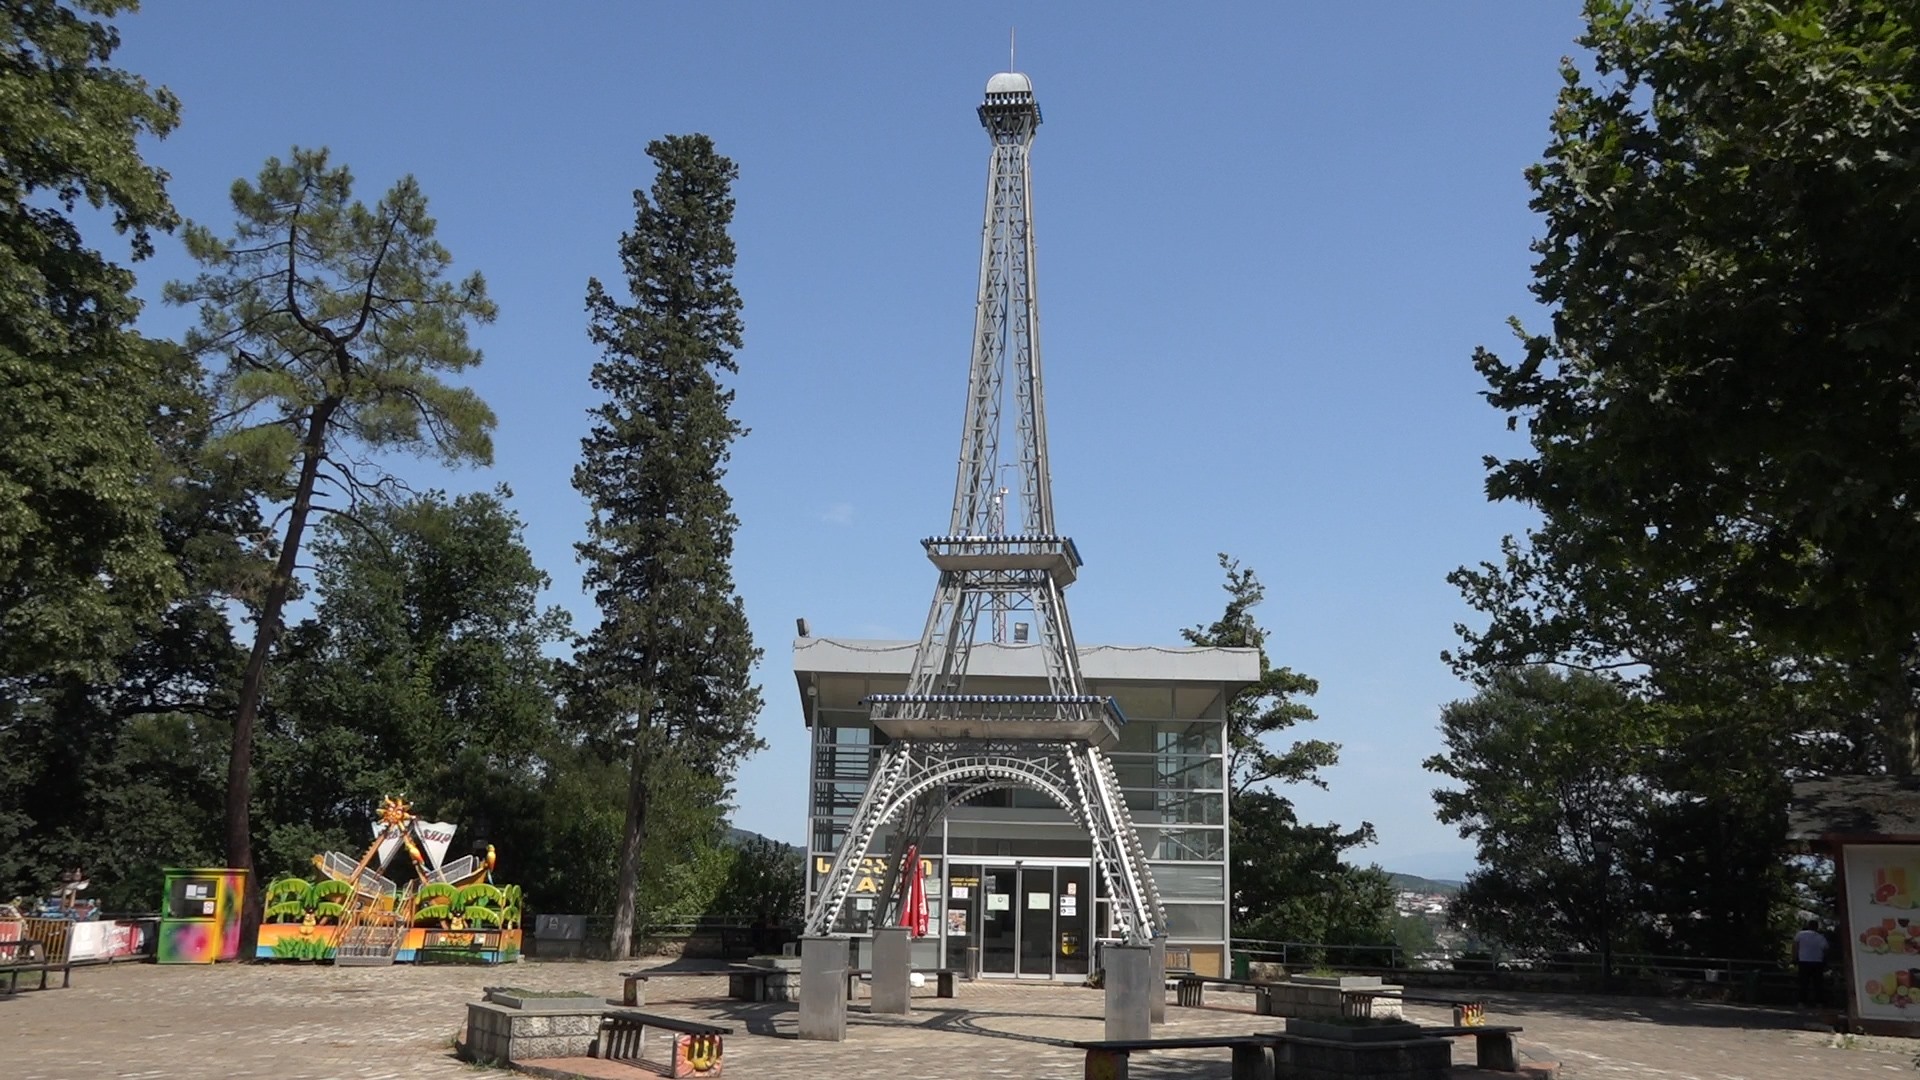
[1010,27,1016,71]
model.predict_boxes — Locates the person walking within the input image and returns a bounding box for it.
[1794,918,1830,1007]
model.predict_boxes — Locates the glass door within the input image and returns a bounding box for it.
[981,866,1017,974]
[944,864,981,971]
[1056,865,1090,975]
[953,861,1094,979]
[1017,866,1054,977]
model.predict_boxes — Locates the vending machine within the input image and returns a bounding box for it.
[157,867,248,963]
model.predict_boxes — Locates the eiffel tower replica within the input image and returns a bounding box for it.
[803,70,1164,946]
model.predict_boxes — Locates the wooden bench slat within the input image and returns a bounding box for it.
[602,1009,733,1036]
[1074,1035,1281,1051]
[1419,1024,1520,1037]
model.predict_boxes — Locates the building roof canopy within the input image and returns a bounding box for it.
[1789,776,1920,843]
[793,637,1261,725]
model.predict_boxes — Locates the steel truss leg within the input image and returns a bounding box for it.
[803,742,1164,943]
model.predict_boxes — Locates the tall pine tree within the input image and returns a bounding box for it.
[574,135,763,959]
[167,148,497,936]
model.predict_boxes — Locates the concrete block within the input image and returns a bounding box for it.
[871,926,912,1015]
[799,936,849,1042]
[1103,943,1152,1042]
[1149,937,1166,1024]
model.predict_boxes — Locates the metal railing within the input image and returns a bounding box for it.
[1231,938,1797,984]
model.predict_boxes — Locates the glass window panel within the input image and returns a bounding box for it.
[1148,864,1225,900]
[1151,790,1224,825]
[811,781,865,816]
[1162,903,1226,938]
[825,720,871,742]
[1108,754,1223,791]
[815,745,874,782]
[1142,827,1225,861]
[1153,755,1222,790]
[1155,722,1222,756]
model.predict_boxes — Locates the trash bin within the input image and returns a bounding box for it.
[1232,951,1250,980]
[533,913,586,959]
[157,867,248,963]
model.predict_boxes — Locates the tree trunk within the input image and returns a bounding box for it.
[1879,645,1920,777]
[223,401,335,952]
[610,740,653,961]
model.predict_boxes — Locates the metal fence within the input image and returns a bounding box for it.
[526,914,794,960]
[1231,938,1796,987]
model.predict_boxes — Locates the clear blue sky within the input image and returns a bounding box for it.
[109,3,1587,881]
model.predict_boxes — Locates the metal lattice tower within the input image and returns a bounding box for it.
[804,71,1164,945]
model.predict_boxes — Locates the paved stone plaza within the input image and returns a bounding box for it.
[0,959,1909,1079]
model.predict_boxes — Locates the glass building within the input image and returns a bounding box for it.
[793,637,1259,978]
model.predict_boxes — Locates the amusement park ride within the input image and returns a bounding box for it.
[256,795,522,964]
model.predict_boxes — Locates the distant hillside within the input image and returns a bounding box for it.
[726,826,802,854]
[1388,872,1462,894]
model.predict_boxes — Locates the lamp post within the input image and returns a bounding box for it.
[1594,838,1614,991]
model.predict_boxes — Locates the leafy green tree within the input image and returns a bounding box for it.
[0,0,182,693]
[1182,555,1334,797]
[165,148,497,907]
[0,337,264,906]
[1232,788,1395,953]
[723,836,804,928]
[1426,668,1656,955]
[257,488,567,882]
[1454,0,1920,771]
[572,134,764,959]
[1183,555,1393,950]
[1391,912,1438,963]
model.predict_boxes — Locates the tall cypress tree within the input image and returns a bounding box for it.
[574,135,764,959]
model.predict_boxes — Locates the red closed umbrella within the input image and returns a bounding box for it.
[901,845,930,937]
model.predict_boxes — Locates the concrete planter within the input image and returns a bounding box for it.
[480,988,603,1012]
[462,1000,602,1064]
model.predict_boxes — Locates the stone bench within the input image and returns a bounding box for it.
[1073,1034,1281,1080]
[598,1010,731,1079]
[844,966,962,1000]
[619,966,787,1006]
[1172,973,1270,1008]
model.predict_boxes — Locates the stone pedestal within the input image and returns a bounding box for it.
[871,926,912,1015]
[1103,943,1152,1042]
[1148,937,1167,1024]
[799,936,849,1042]
[461,1002,600,1063]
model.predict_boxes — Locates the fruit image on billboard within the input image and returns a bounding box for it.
[1845,845,1920,1021]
